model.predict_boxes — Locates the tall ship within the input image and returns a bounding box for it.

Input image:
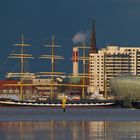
[0,21,116,107]
[0,34,116,107]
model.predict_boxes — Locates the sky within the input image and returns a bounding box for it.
[0,0,140,78]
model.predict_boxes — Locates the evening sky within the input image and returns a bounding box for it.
[0,0,140,77]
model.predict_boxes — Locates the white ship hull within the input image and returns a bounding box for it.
[0,100,115,107]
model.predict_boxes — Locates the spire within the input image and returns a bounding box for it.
[90,18,97,53]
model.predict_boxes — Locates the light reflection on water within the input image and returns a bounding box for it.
[0,121,140,140]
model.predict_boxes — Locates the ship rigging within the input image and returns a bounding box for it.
[3,35,90,101]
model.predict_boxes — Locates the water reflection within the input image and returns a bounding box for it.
[0,121,140,140]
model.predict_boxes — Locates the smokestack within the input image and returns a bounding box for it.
[72,47,79,76]
[90,18,98,53]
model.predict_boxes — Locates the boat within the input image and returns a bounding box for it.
[0,99,116,107]
[0,35,117,107]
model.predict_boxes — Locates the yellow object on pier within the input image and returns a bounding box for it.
[62,96,66,112]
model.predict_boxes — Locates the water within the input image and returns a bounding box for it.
[0,121,140,140]
[0,107,140,140]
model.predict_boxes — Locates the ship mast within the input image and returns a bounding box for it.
[39,36,64,100]
[77,43,89,99]
[7,34,34,100]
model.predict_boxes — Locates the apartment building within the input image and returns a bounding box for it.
[89,45,140,94]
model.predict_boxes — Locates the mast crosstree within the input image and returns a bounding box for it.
[7,34,34,100]
[4,35,90,101]
[76,43,90,99]
[39,36,64,99]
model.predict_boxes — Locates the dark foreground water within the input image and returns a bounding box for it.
[0,121,140,140]
[0,107,140,140]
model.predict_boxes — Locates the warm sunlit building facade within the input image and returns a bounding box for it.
[89,45,140,94]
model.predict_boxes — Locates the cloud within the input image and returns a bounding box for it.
[72,31,90,44]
